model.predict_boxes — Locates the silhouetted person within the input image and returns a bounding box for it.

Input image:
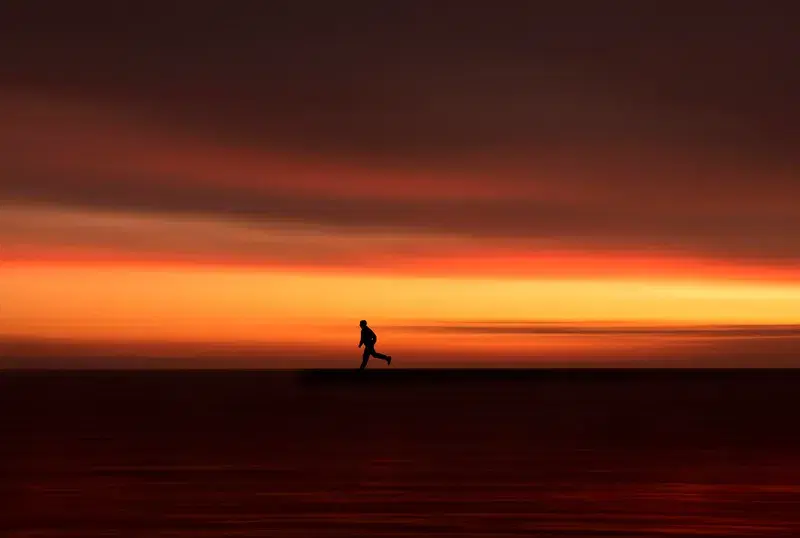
[358,320,392,370]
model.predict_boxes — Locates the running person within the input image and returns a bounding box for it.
[358,320,392,370]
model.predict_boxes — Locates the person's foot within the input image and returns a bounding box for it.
[387,356,392,365]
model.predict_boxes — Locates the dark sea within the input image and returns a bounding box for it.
[2,369,800,537]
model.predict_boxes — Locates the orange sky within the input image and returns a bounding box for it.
[2,100,799,367]
[2,7,799,367]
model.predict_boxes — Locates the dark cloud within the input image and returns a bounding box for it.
[0,2,796,160]
[1,2,798,266]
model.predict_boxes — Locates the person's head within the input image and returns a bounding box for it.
[359,320,367,328]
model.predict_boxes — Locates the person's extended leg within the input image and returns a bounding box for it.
[370,348,392,365]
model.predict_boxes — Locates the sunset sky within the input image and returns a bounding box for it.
[2,3,799,367]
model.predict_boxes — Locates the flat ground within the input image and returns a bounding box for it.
[2,368,800,536]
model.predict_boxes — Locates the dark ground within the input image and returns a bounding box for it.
[2,368,800,537]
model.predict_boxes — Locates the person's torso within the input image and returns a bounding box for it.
[361,327,376,345]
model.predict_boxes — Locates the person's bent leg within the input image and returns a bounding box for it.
[370,349,390,362]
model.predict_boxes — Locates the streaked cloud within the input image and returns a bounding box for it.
[393,322,800,338]
[5,202,800,284]
[2,91,799,268]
